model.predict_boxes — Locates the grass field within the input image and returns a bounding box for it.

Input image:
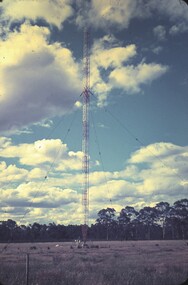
[0,240,187,285]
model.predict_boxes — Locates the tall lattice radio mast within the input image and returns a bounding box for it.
[82,27,91,243]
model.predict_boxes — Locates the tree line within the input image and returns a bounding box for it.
[0,199,188,242]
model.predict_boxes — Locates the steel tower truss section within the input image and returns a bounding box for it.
[82,28,90,243]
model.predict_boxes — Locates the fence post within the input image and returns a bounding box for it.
[26,253,29,285]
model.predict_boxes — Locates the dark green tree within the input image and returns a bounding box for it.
[137,207,158,240]
[155,202,170,239]
[96,208,116,240]
[173,199,188,239]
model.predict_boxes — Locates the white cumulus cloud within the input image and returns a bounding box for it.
[1,0,73,29]
[109,63,168,93]
[0,138,84,172]
[0,138,188,224]
[75,0,188,30]
[0,22,82,134]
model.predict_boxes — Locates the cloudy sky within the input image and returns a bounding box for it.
[0,0,188,225]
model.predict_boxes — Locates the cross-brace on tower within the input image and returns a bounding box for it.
[81,27,91,244]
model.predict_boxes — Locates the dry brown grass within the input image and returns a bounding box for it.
[0,240,187,285]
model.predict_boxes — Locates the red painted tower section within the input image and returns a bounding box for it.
[82,28,90,243]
